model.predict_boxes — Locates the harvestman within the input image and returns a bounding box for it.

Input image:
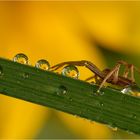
[51,60,140,91]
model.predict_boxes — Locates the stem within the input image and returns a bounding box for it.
[0,58,140,135]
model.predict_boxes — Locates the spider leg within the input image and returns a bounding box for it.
[85,74,100,84]
[112,65,120,84]
[130,64,135,82]
[98,63,121,91]
[51,60,104,79]
[51,61,89,71]
[123,67,129,78]
[117,60,135,82]
[85,75,96,82]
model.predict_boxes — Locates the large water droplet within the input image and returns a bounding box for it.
[62,65,79,79]
[35,59,50,70]
[13,53,28,64]
[57,85,67,96]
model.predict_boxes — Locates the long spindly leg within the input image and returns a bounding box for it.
[85,75,100,84]
[130,64,135,82]
[51,61,86,71]
[51,60,104,79]
[98,64,121,91]
[85,75,96,82]
[117,60,135,82]
[112,65,120,84]
[123,67,129,78]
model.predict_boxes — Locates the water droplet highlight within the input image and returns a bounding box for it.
[13,53,28,64]
[62,65,79,79]
[35,59,50,70]
[57,85,67,96]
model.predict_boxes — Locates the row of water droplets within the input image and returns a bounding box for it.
[13,53,79,79]
[13,53,78,98]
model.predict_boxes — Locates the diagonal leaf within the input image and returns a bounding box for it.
[0,58,140,135]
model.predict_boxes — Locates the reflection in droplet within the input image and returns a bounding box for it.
[57,85,67,96]
[13,53,28,64]
[62,65,79,79]
[35,59,50,70]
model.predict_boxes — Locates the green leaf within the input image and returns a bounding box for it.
[0,58,140,135]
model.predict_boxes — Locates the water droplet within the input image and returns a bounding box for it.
[69,97,73,101]
[62,65,79,79]
[99,102,104,107]
[35,59,50,70]
[0,66,3,77]
[111,127,118,131]
[132,114,137,119]
[13,53,28,64]
[121,87,132,94]
[57,85,67,96]
[23,73,29,79]
[94,90,104,96]
[108,124,118,131]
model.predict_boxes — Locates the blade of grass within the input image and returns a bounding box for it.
[0,58,140,135]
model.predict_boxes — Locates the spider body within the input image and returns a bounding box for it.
[101,68,135,87]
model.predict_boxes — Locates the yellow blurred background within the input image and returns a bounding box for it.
[0,1,140,139]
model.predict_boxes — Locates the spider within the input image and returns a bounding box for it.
[51,60,140,92]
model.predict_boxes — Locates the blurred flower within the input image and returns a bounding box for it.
[1,1,139,138]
